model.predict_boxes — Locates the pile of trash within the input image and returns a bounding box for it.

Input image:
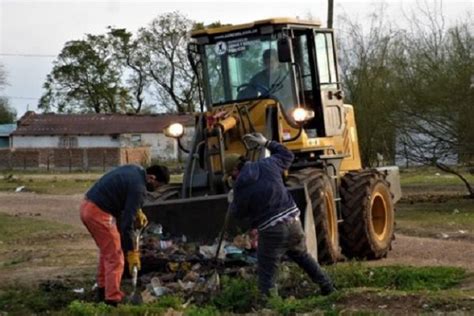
[137,223,258,303]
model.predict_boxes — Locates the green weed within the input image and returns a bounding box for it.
[184,305,220,316]
[212,276,259,313]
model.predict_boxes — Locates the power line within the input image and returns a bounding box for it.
[0,53,56,58]
[3,95,40,100]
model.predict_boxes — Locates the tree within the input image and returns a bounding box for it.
[392,2,473,197]
[39,34,130,113]
[139,12,198,113]
[338,6,401,167]
[0,63,16,123]
[107,27,151,113]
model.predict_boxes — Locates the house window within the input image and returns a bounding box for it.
[131,134,142,146]
[59,136,78,148]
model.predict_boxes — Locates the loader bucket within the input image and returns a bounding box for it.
[142,187,307,243]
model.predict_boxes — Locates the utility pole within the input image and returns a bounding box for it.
[327,0,334,28]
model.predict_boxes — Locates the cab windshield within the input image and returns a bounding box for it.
[203,33,297,111]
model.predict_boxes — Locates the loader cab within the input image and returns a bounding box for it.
[190,18,344,138]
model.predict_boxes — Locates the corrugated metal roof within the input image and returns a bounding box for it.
[0,124,16,136]
[12,112,195,136]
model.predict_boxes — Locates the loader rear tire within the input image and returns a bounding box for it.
[339,170,395,259]
[287,169,340,264]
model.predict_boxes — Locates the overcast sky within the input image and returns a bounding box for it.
[0,0,472,118]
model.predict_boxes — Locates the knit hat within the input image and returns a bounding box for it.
[224,153,242,175]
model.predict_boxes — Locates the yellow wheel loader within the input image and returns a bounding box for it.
[143,18,402,264]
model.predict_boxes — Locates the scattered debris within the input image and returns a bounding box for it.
[15,186,26,192]
[72,288,84,294]
[138,223,258,300]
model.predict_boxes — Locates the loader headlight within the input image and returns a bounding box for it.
[291,107,315,123]
[164,123,185,138]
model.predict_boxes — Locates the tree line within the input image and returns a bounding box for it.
[38,12,212,115]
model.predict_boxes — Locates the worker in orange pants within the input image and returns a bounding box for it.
[80,199,126,303]
[80,164,169,306]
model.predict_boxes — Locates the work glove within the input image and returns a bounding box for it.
[127,250,141,274]
[227,189,234,203]
[243,132,270,147]
[134,208,148,229]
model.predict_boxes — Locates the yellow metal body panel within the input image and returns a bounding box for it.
[205,100,362,176]
[192,17,322,37]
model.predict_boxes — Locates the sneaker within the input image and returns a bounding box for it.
[320,284,336,296]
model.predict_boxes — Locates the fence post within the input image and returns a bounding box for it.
[69,149,72,173]
[103,150,106,172]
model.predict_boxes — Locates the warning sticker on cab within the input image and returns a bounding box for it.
[227,38,252,54]
[214,41,227,55]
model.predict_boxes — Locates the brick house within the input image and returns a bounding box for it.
[0,112,194,170]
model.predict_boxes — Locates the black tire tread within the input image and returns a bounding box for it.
[287,168,340,264]
[339,170,394,259]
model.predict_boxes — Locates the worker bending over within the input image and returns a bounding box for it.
[80,164,169,305]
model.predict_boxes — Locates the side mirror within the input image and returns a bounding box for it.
[277,37,292,63]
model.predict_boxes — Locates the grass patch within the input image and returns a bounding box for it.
[0,213,74,244]
[0,280,93,314]
[0,172,182,194]
[0,176,95,194]
[396,198,474,239]
[327,263,466,291]
[267,293,339,315]
[212,276,260,313]
[0,264,469,315]
[400,167,474,186]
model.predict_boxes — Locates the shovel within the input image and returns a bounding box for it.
[214,204,231,263]
[128,228,144,305]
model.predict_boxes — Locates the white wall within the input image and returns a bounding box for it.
[13,136,59,148]
[12,135,119,148]
[78,136,120,147]
[12,129,195,161]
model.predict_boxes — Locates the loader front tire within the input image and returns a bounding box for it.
[287,169,340,264]
[339,170,395,259]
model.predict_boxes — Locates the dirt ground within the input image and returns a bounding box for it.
[0,192,85,228]
[1,191,473,274]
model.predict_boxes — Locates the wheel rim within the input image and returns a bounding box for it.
[324,191,337,244]
[371,191,388,241]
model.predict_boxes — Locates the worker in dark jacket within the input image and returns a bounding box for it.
[80,164,169,305]
[228,133,335,296]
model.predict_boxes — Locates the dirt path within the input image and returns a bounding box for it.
[1,192,473,273]
[368,234,474,272]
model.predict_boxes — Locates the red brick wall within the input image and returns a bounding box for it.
[0,147,150,171]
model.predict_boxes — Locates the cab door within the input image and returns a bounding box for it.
[314,31,345,137]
